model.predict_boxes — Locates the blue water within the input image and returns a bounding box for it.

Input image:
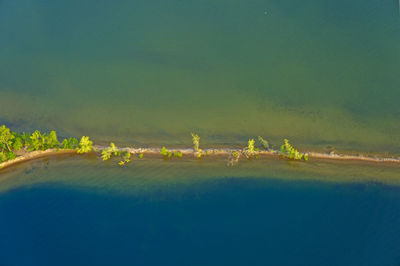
[1,178,400,266]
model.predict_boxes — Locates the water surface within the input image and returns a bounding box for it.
[1,158,400,266]
[1,0,399,152]
[1,1,400,264]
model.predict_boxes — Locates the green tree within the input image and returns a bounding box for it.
[20,132,31,147]
[6,151,16,160]
[61,138,79,149]
[0,151,7,163]
[61,139,69,149]
[46,131,60,149]
[12,137,23,151]
[30,130,46,151]
[76,136,93,154]
[0,125,15,152]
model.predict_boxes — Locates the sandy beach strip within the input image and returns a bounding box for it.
[0,145,399,171]
[0,149,77,170]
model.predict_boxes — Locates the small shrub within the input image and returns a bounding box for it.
[196,149,204,159]
[0,151,7,163]
[258,136,269,150]
[160,147,172,158]
[122,152,131,163]
[12,137,23,151]
[6,151,16,160]
[279,139,307,161]
[101,142,120,161]
[191,133,200,152]
[62,138,79,149]
[160,147,168,156]
[101,149,112,161]
[101,143,131,166]
[118,152,131,167]
[111,143,119,155]
[228,151,241,166]
[244,139,256,157]
[173,151,183,158]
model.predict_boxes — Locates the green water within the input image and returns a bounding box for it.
[1,0,399,153]
[1,155,400,193]
[1,2,400,264]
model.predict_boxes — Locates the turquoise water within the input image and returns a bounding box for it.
[1,0,399,152]
[1,158,400,266]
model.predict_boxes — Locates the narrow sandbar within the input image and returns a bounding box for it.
[1,145,399,172]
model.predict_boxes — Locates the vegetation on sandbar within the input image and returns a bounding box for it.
[244,139,256,158]
[160,147,183,159]
[101,142,131,166]
[76,136,93,154]
[191,133,200,152]
[0,124,93,164]
[258,136,269,150]
[160,146,172,158]
[0,124,316,168]
[191,133,204,159]
[279,139,308,161]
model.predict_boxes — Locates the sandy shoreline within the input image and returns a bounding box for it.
[1,145,399,171]
[0,149,77,170]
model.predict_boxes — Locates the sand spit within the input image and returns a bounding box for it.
[0,149,76,170]
[1,145,399,171]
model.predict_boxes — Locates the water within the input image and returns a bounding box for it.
[1,158,400,266]
[1,1,400,265]
[0,0,399,152]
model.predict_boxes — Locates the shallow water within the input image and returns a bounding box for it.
[1,1,400,264]
[1,0,399,152]
[1,158,400,266]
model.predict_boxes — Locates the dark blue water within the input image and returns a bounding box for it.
[1,178,400,266]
